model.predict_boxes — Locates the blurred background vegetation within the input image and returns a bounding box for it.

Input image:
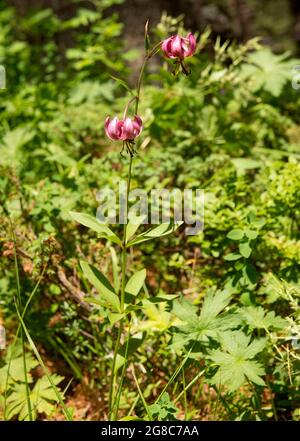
[8,0,300,54]
[0,0,299,421]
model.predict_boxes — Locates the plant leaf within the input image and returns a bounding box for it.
[125,215,146,243]
[241,306,287,330]
[227,229,244,240]
[208,331,266,391]
[127,222,183,247]
[80,260,120,312]
[239,242,252,258]
[224,252,242,261]
[240,47,299,96]
[244,229,258,240]
[125,269,146,297]
[109,75,134,95]
[69,211,122,246]
[109,246,120,294]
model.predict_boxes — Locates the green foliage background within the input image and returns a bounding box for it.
[0,0,299,421]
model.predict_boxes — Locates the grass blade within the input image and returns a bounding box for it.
[14,299,73,421]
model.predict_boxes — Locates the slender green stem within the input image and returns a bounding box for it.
[121,156,133,312]
[212,386,232,420]
[123,96,138,119]
[50,377,73,419]
[174,368,205,404]
[154,345,194,405]
[131,364,152,421]
[135,58,147,114]
[212,384,222,420]
[108,324,122,419]
[134,41,162,115]
[128,394,140,417]
[249,381,263,420]
[108,38,161,420]
[14,300,73,421]
[112,318,132,420]
[266,378,278,421]
[182,367,188,419]
[108,156,133,420]
[3,263,47,419]
[10,223,33,421]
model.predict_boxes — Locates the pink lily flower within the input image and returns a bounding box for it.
[162,33,196,60]
[105,115,143,156]
[161,33,197,75]
[105,115,143,141]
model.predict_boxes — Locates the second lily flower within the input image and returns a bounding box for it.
[105,115,143,157]
[161,32,197,75]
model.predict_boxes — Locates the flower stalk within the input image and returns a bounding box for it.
[108,43,149,420]
[105,24,197,420]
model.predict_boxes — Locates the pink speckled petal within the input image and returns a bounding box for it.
[161,36,172,55]
[105,114,143,142]
[185,33,196,57]
[104,116,111,134]
[171,35,184,59]
[122,117,134,140]
[132,115,143,137]
[105,116,119,140]
[182,38,189,55]
[162,36,177,59]
[133,115,142,128]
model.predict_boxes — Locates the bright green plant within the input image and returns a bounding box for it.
[1,4,300,421]
[69,22,186,419]
[0,344,64,421]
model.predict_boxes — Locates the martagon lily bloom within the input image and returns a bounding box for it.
[105,115,143,157]
[161,33,197,75]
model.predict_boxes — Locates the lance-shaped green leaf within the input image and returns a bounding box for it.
[109,75,134,95]
[125,215,146,243]
[127,222,183,247]
[80,260,120,312]
[149,293,180,303]
[108,312,125,326]
[115,334,145,372]
[109,246,120,294]
[224,252,242,261]
[144,19,150,51]
[69,211,122,246]
[125,269,146,297]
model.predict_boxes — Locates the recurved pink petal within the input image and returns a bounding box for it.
[115,120,123,140]
[162,36,176,58]
[161,37,172,54]
[161,32,197,61]
[105,116,120,140]
[105,114,143,142]
[132,115,143,137]
[186,33,196,57]
[122,117,135,140]
[134,115,142,128]
[171,35,184,59]
[104,116,111,134]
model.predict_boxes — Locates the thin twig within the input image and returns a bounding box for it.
[57,268,92,312]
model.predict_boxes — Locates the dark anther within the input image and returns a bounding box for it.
[121,140,136,158]
[180,60,191,76]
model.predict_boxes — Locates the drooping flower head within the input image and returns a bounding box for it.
[162,33,196,59]
[105,115,143,141]
[161,33,196,75]
[105,115,143,156]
